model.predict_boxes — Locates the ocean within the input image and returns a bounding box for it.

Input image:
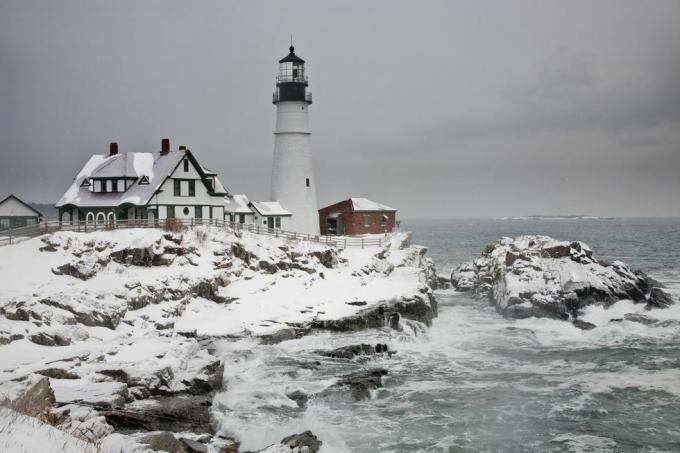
[214,218,680,452]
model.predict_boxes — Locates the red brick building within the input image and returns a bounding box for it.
[318,198,397,235]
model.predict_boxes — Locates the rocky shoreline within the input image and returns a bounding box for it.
[0,227,439,452]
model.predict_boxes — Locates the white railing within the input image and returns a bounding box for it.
[0,218,389,249]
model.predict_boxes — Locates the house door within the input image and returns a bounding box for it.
[267,217,274,231]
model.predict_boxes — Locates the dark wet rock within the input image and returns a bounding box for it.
[280,431,323,452]
[7,376,56,414]
[29,332,71,346]
[286,390,309,408]
[191,279,227,303]
[183,360,224,395]
[573,319,596,330]
[258,260,279,274]
[311,250,338,269]
[39,298,124,329]
[310,294,437,332]
[139,431,184,453]
[51,262,99,280]
[647,287,675,309]
[316,343,390,360]
[0,333,24,345]
[345,301,367,306]
[624,313,656,325]
[111,247,155,267]
[259,327,306,345]
[331,369,388,401]
[231,243,257,265]
[2,306,31,321]
[98,369,130,383]
[104,394,213,434]
[36,368,79,380]
[180,437,208,453]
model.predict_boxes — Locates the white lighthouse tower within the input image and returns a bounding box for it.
[270,45,319,235]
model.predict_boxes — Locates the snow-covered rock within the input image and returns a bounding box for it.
[451,235,670,321]
[0,226,437,450]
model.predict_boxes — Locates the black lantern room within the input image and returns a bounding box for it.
[273,46,312,104]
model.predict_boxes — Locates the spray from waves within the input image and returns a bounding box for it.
[209,285,680,452]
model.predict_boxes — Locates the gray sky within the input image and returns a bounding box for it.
[1,0,679,218]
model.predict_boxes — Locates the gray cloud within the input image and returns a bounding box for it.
[1,0,679,218]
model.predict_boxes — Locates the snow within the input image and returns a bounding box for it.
[250,201,292,216]
[224,194,253,214]
[0,408,102,453]
[0,226,433,450]
[349,197,395,212]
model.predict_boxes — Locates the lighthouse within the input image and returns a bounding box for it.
[270,45,319,235]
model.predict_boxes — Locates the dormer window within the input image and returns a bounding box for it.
[80,178,91,187]
[183,159,189,172]
[139,175,150,185]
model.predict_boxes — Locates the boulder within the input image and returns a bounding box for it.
[36,368,79,380]
[5,376,56,415]
[331,369,388,401]
[315,343,389,360]
[624,313,656,325]
[286,390,309,408]
[29,332,71,346]
[451,235,656,321]
[180,437,208,453]
[647,287,675,309]
[280,431,322,453]
[139,431,185,453]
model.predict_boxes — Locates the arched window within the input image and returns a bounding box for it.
[86,212,95,225]
[107,212,116,225]
[96,212,106,225]
[60,211,72,224]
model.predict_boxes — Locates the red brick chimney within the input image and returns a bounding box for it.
[110,142,118,156]
[161,138,170,155]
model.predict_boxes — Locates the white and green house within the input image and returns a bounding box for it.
[56,140,228,225]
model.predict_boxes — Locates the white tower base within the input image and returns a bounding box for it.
[271,100,319,235]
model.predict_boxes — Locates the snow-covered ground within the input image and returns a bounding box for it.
[0,226,437,452]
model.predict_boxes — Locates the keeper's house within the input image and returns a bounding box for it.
[0,195,43,231]
[318,198,397,235]
[56,139,227,224]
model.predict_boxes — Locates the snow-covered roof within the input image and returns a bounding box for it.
[249,201,292,216]
[88,153,155,179]
[56,150,225,208]
[224,194,253,214]
[213,176,228,196]
[0,195,43,217]
[350,198,396,212]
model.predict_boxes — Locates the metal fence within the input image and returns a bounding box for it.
[0,218,388,249]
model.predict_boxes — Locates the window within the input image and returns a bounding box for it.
[275,217,281,229]
[239,214,245,224]
[112,180,118,192]
[0,219,9,229]
[363,215,370,227]
[101,180,107,193]
[183,207,190,216]
[209,207,213,220]
[195,206,202,219]
[229,213,235,222]
[174,180,181,196]
[86,212,95,224]
[27,218,37,225]
[167,206,175,218]
[381,215,388,226]
[139,176,149,185]
[188,180,195,197]
[183,159,189,172]
[306,178,310,187]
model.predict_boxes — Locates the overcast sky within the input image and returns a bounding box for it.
[1,0,679,218]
